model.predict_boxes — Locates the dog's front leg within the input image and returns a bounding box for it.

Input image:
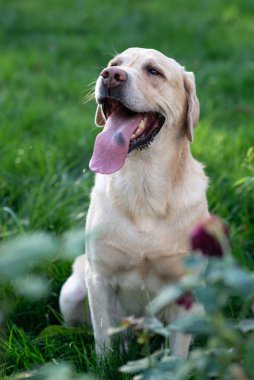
[169,303,203,358]
[170,330,192,359]
[86,269,117,357]
[167,304,192,358]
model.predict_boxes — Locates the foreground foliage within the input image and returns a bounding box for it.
[116,218,254,379]
[1,218,254,379]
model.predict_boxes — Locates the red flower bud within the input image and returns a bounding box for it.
[176,292,194,310]
[191,215,229,257]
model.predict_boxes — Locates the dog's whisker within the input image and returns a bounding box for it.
[82,86,96,103]
[84,89,95,98]
[87,80,97,88]
[83,94,95,104]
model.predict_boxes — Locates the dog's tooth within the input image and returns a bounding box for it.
[131,118,148,143]
[137,119,145,130]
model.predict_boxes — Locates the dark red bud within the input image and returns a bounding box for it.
[191,215,229,258]
[176,292,194,310]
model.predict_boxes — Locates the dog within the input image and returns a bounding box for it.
[59,47,209,358]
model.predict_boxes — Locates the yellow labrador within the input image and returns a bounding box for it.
[60,48,209,358]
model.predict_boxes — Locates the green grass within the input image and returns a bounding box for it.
[0,0,253,378]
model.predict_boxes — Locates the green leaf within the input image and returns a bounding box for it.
[61,229,85,259]
[174,360,195,380]
[0,233,57,277]
[13,275,50,299]
[247,146,254,160]
[168,315,214,335]
[244,339,254,378]
[183,254,207,269]
[120,357,151,374]
[194,286,226,312]
[147,285,183,315]
[143,317,170,337]
[236,319,254,333]
[223,266,254,297]
[158,356,183,371]
[12,362,96,380]
[234,177,248,187]
[143,368,174,380]
[120,350,164,374]
[181,274,200,288]
[205,260,225,282]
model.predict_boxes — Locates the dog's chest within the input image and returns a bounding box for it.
[88,205,187,284]
[98,221,187,315]
[86,172,190,309]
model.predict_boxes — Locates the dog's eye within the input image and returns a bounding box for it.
[109,60,122,67]
[147,67,162,76]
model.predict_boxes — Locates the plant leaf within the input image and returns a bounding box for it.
[61,229,85,259]
[223,266,254,297]
[183,254,207,269]
[147,285,183,315]
[13,275,50,299]
[194,286,225,312]
[143,368,174,380]
[244,339,254,378]
[236,319,254,333]
[143,317,170,337]
[168,314,214,335]
[0,233,57,277]
[120,357,151,374]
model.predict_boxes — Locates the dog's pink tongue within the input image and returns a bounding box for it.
[89,108,143,174]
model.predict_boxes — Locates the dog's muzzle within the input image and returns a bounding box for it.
[89,68,165,175]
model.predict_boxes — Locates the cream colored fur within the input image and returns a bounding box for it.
[59,48,209,358]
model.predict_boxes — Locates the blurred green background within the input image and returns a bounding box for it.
[0,0,254,377]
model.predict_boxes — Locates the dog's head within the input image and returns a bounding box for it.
[89,48,199,174]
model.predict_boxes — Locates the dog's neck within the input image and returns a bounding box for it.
[105,133,208,229]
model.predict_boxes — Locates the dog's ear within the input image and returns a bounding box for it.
[95,105,106,127]
[183,71,200,142]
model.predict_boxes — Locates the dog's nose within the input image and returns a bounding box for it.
[100,67,128,88]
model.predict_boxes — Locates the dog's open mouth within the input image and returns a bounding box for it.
[102,98,165,153]
[89,97,165,175]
